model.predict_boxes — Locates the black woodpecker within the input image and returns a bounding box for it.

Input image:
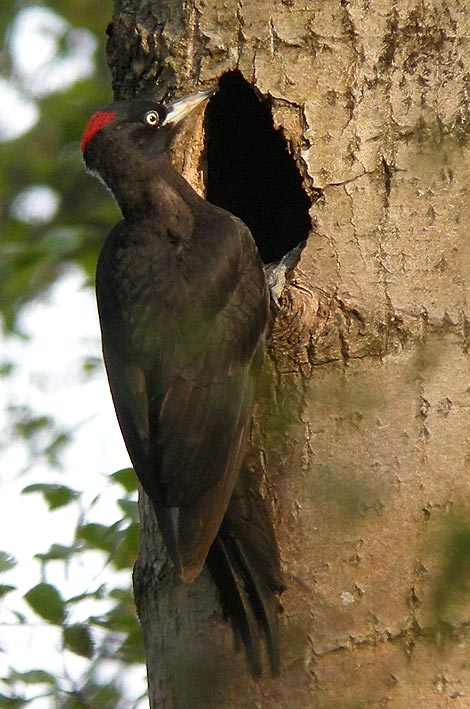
[81,88,284,676]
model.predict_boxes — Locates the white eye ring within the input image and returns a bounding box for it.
[144,110,160,127]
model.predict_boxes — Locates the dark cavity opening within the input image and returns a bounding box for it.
[205,70,311,264]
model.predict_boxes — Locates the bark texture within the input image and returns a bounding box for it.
[108,1,470,706]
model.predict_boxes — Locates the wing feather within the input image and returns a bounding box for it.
[96,215,268,581]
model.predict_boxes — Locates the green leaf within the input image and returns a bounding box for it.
[63,624,94,658]
[24,583,66,624]
[109,587,133,602]
[0,692,26,708]
[82,682,123,708]
[113,523,139,570]
[0,361,15,376]
[77,522,120,553]
[12,610,26,624]
[11,669,56,685]
[110,468,136,493]
[82,355,102,375]
[117,499,139,522]
[35,544,81,562]
[117,623,145,664]
[0,584,16,599]
[92,593,138,635]
[66,584,106,606]
[22,483,79,510]
[0,551,17,573]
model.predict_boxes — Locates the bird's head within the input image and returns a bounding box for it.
[81,88,216,179]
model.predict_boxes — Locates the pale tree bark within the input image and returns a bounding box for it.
[107,1,470,707]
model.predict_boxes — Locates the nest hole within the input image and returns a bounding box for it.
[205,70,311,264]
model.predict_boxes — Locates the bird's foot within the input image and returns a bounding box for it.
[265,242,305,309]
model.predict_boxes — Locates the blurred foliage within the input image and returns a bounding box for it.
[0,0,118,333]
[1,468,145,707]
[0,3,145,707]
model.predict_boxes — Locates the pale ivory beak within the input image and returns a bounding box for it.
[162,87,217,127]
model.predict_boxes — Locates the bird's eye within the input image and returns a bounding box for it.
[144,110,160,127]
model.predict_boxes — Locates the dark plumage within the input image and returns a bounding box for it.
[82,89,283,674]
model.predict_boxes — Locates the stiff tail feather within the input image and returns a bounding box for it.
[206,464,284,677]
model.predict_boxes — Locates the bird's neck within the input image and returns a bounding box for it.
[105,157,204,231]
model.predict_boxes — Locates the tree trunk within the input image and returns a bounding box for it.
[108,1,470,706]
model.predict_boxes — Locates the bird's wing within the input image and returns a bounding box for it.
[149,219,268,581]
[97,216,268,581]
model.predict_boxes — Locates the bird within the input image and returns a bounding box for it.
[81,88,284,676]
